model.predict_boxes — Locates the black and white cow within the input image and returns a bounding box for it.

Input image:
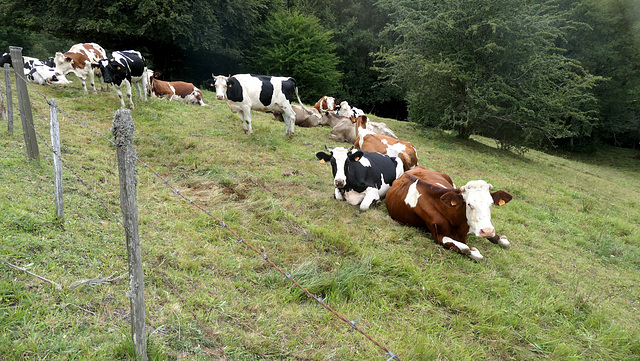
[316,146,405,211]
[0,53,71,85]
[95,50,148,109]
[212,73,306,138]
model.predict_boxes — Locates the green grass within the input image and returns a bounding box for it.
[1,77,640,360]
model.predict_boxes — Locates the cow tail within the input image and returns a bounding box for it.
[294,86,313,115]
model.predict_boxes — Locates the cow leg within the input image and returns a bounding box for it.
[441,236,483,262]
[113,85,126,108]
[283,106,296,138]
[87,67,97,93]
[134,82,145,102]
[359,188,381,211]
[123,80,134,109]
[239,108,253,134]
[487,235,510,248]
[334,188,344,201]
[78,76,88,93]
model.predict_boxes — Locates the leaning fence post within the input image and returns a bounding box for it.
[49,99,64,222]
[4,63,13,135]
[0,71,7,125]
[10,46,39,160]
[111,109,148,361]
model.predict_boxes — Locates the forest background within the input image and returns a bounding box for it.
[2,0,639,152]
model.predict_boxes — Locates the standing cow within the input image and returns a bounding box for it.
[53,43,107,93]
[213,74,305,138]
[95,50,148,109]
[316,146,404,211]
[385,166,512,261]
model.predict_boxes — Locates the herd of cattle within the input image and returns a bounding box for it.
[1,42,514,262]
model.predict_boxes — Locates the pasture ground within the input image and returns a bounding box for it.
[1,77,640,360]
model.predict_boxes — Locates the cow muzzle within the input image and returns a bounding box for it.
[216,95,224,100]
[479,227,496,238]
[334,179,346,188]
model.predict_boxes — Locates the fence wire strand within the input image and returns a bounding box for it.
[3,68,401,360]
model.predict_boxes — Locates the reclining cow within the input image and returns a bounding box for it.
[271,105,323,127]
[353,115,418,171]
[148,72,205,106]
[1,53,71,85]
[316,146,404,211]
[385,166,513,261]
[321,112,398,143]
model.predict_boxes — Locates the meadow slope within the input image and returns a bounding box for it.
[1,79,640,360]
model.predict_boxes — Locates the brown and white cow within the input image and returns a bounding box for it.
[385,166,513,261]
[148,73,205,106]
[314,96,338,114]
[353,115,417,171]
[53,43,107,93]
[322,112,398,143]
[271,105,323,127]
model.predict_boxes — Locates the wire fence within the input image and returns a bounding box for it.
[1,65,401,361]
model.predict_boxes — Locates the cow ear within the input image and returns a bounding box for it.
[491,190,513,206]
[316,152,332,163]
[348,150,364,162]
[441,191,464,208]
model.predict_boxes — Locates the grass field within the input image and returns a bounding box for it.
[1,77,640,360]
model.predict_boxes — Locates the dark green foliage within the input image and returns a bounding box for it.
[376,0,604,151]
[561,0,640,149]
[245,10,342,103]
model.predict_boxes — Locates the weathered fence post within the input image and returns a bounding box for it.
[0,71,7,125]
[111,109,148,361]
[4,63,13,134]
[10,46,39,160]
[49,99,64,222]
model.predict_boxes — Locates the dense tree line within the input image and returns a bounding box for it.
[2,0,639,151]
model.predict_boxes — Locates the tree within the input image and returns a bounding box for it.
[376,0,603,151]
[0,0,279,82]
[245,10,342,103]
[291,0,404,117]
[560,0,640,149]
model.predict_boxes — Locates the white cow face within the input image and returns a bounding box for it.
[213,75,228,100]
[316,146,362,189]
[458,180,512,238]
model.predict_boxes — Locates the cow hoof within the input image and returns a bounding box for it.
[498,236,510,248]
[469,247,483,262]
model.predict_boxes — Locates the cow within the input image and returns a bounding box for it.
[336,100,364,119]
[271,105,324,127]
[385,166,513,261]
[322,112,398,143]
[316,146,404,211]
[213,74,305,138]
[148,73,205,106]
[0,53,71,85]
[95,50,148,109]
[25,63,72,85]
[53,43,107,93]
[353,115,418,171]
[314,96,338,114]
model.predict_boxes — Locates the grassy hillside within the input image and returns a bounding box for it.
[1,78,640,360]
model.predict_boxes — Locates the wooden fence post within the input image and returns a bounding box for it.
[0,71,7,125]
[10,46,39,161]
[111,109,148,361]
[4,63,13,135]
[49,99,64,222]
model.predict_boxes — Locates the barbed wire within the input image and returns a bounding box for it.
[3,68,401,360]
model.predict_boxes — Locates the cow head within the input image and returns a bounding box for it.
[440,180,512,238]
[0,53,12,68]
[53,51,74,75]
[316,146,362,189]
[95,58,128,86]
[212,74,228,100]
